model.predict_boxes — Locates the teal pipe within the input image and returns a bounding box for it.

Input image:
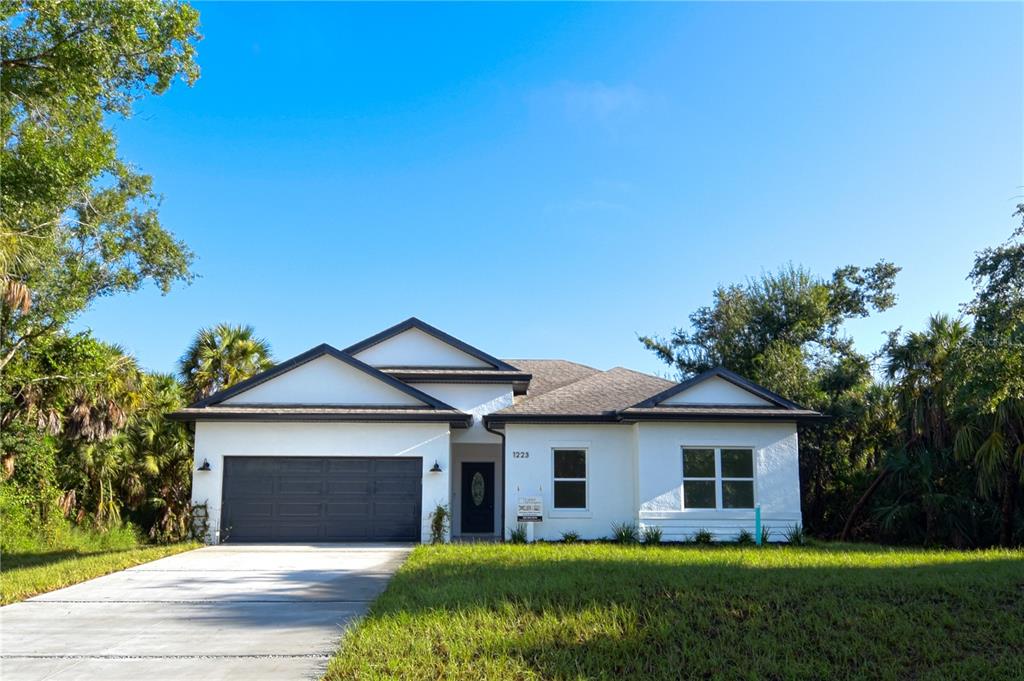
[755,505,762,546]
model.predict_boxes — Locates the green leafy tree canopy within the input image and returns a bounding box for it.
[1,0,201,373]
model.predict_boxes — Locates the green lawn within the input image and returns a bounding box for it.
[1,542,200,605]
[325,543,1024,681]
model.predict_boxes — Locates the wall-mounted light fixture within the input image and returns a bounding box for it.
[197,459,212,472]
[429,460,442,473]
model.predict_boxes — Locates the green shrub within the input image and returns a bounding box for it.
[611,522,639,544]
[1,483,141,557]
[560,530,580,544]
[640,525,662,545]
[785,524,807,546]
[428,504,450,544]
[736,529,755,546]
[692,528,714,545]
[508,524,529,543]
[761,525,773,544]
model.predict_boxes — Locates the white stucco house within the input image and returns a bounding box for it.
[170,318,825,544]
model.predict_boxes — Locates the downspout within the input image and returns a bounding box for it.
[484,419,507,541]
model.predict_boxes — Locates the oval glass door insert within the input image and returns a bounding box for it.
[471,472,485,506]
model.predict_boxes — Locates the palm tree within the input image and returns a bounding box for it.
[953,348,1024,547]
[953,209,1024,547]
[124,373,195,540]
[840,315,968,541]
[178,324,273,402]
[55,342,145,526]
[885,315,968,452]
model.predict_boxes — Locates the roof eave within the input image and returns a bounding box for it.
[483,413,620,426]
[484,410,830,426]
[167,410,472,427]
[381,369,532,394]
[618,411,830,424]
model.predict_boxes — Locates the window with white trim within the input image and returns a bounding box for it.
[553,449,587,509]
[682,447,754,509]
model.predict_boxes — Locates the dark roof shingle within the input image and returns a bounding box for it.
[495,367,674,417]
[501,359,602,399]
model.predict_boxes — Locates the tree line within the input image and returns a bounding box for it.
[641,211,1024,547]
[2,2,1021,548]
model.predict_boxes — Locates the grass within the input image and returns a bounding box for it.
[1,485,201,604]
[325,542,1024,681]
[1,541,200,605]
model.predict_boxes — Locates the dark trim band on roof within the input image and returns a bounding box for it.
[630,366,807,411]
[484,413,621,426]
[618,409,830,424]
[186,343,457,411]
[377,368,532,380]
[379,368,533,394]
[484,408,829,427]
[168,408,472,427]
[343,317,521,372]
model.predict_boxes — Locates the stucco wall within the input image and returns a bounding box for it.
[191,421,451,543]
[636,421,801,541]
[223,355,423,406]
[411,382,512,444]
[352,327,491,367]
[503,424,636,541]
[661,377,772,406]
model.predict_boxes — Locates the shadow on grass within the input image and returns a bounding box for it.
[2,547,138,570]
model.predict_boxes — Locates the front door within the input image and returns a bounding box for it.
[460,461,495,534]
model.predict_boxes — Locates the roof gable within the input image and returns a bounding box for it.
[190,344,454,409]
[660,375,773,406]
[345,318,518,370]
[631,367,804,410]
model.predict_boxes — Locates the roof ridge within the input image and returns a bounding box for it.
[344,317,518,371]
[606,366,675,382]
[502,358,598,369]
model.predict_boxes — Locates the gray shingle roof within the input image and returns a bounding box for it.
[501,359,602,399]
[495,366,674,417]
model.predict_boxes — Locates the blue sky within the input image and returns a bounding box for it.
[81,2,1022,378]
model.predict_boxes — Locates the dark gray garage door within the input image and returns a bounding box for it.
[221,457,422,542]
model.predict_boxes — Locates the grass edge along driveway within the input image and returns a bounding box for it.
[325,542,1024,681]
[1,542,201,605]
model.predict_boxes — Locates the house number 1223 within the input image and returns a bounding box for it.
[512,451,530,458]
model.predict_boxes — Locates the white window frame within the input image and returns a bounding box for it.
[552,447,588,511]
[681,446,756,511]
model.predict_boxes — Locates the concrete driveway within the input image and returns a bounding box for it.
[0,544,411,681]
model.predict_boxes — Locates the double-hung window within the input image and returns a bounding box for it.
[682,447,754,509]
[553,449,587,509]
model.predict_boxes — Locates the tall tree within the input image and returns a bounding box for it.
[841,315,973,543]
[641,262,901,535]
[0,0,200,474]
[953,206,1024,546]
[640,262,899,386]
[179,324,273,402]
[123,373,194,541]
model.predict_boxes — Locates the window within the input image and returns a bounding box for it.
[553,449,587,509]
[682,447,754,509]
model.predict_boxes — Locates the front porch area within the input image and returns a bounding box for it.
[449,442,503,540]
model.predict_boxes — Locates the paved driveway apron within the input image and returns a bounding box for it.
[0,544,411,681]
